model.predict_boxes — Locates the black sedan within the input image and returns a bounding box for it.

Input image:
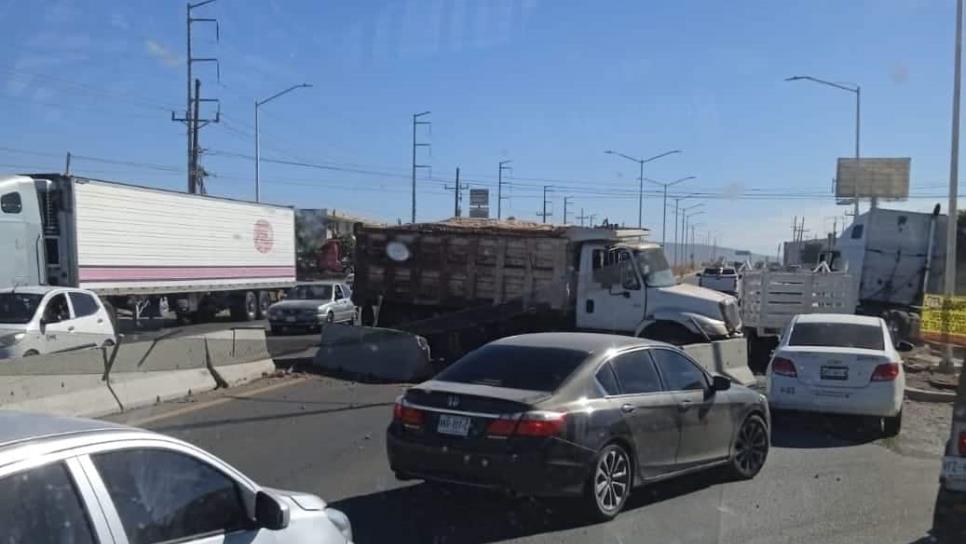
[386,332,770,520]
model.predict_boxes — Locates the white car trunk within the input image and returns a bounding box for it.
[777,346,893,389]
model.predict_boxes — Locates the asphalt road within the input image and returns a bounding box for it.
[120,374,947,544]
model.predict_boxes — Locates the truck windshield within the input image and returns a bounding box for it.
[0,293,43,324]
[635,248,675,288]
[287,285,333,300]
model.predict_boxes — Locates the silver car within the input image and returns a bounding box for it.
[0,411,353,543]
[267,281,356,333]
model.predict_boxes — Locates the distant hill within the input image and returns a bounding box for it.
[659,242,773,267]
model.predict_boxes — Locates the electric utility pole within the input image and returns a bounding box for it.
[172,0,220,194]
[562,196,573,225]
[577,208,588,227]
[411,111,431,223]
[444,167,468,218]
[537,185,553,223]
[498,159,512,219]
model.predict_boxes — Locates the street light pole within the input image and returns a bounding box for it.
[647,176,695,246]
[605,149,681,229]
[941,0,963,372]
[254,83,312,202]
[678,202,703,266]
[786,75,862,214]
[684,210,705,269]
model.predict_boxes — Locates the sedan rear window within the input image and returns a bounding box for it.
[788,322,885,350]
[435,345,588,392]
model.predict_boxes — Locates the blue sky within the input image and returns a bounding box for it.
[0,0,962,254]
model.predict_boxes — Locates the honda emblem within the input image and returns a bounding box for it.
[446,396,460,408]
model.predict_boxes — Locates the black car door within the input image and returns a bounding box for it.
[651,348,734,466]
[604,349,681,478]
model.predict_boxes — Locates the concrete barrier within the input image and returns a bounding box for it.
[312,324,432,381]
[683,337,755,386]
[0,327,274,418]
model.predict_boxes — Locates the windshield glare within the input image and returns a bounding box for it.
[287,285,332,300]
[0,293,42,324]
[635,248,674,288]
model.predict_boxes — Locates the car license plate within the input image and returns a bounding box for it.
[285,316,297,323]
[943,456,966,489]
[821,366,848,380]
[437,414,471,437]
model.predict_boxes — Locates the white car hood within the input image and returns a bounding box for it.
[0,324,29,336]
[270,300,327,312]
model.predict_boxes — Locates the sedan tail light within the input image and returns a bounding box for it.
[771,357,797,377]
[392,401,424,427]
[870,363,900,382]
[486,412,566,438]
[958,431,966,456]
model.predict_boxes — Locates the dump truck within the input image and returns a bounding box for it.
[351,218,742,361]
[0,173,296,323]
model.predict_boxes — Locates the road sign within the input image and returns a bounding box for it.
[469,189,489,206]
[920,294,966,346]
[835,158,910,202]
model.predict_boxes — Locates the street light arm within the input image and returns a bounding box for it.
[605,150,643,164]
[682,202,704,212]
[786,75,858,94]
[642,149,682,164]
[257,83,313,107]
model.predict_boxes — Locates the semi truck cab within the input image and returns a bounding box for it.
[575,241,741,342]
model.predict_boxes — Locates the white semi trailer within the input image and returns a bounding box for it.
[0,173,296,322]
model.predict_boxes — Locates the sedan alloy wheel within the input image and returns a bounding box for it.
[587,444,632,520]
[730,414,768,479]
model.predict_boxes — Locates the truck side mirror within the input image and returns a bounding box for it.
[38,318,47,333]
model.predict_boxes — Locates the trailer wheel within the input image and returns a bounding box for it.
[229,291,258,321]
[256,291,272,319]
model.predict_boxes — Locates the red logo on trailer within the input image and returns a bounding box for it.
[254,219,274,253]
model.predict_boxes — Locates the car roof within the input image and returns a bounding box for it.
[489,332,666,353]
[794,313,883,326]
[0,411,135,450]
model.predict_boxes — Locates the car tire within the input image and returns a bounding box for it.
[325,311,335,324]
[582,443,633,522]
[256,291,272,319]
[22,350,39,357]
[728,414,769,480]
[882,410,902,437]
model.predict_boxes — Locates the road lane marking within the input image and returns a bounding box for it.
[123,376,309,427]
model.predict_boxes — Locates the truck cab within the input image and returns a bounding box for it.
[575,240,741,343]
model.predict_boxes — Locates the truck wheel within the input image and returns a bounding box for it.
[884,310,911,343]
[640,322,699,346]
[256,292,272,319]
[229,292,258,321]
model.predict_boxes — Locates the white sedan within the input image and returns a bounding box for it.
[0,411,353,543]
[766,313,912,436]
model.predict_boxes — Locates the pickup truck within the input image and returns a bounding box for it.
[352,219,741,361]
[0,286,116,359]
[698,266,740,296]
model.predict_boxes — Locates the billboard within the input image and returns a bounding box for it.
[920,294,966,346]
[469,189,489,206]
[835,158,910,202]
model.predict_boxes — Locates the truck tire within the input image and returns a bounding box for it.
[884,310,911,343]
[256,291,272,319]
[229,291,258,322]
